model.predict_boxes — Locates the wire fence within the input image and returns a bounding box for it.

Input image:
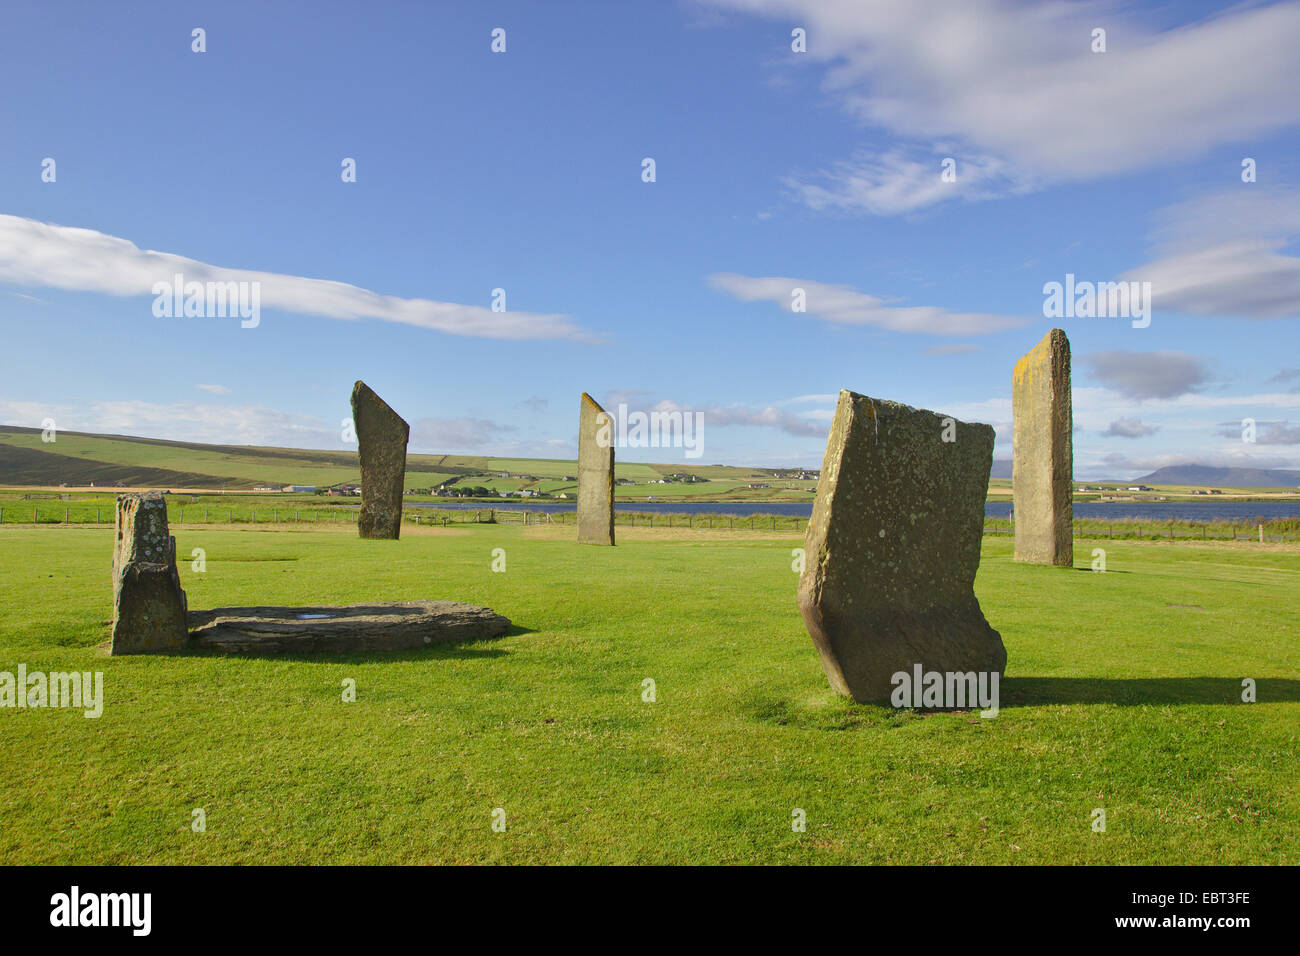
[4,502,1300,543]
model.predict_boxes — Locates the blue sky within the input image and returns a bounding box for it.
[2,0,1299,478]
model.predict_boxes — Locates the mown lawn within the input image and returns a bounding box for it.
[0,524,1296,864]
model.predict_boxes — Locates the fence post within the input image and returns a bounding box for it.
[65,507,69,523]
[1260,524,1264,543]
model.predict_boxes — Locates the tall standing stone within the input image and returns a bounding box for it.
[1012,328,1073,566]
[111,491,188,654]
[577,392,614,546]
[797,391,1006,704]
[351,381,410,540]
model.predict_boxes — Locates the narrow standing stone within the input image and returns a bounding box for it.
[1012,328,1073,566]
[797,391,1006,704]
[111,491,188,654]
[578,392,614,545]
[351,381,410,540]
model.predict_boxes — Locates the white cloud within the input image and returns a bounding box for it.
[707,272,1028,335]
[786,149,1031,216]
[195,384,230,395]
[1122,188,1300,320]
[708,0,1300,212]
[409,417,517,450]
[0,400,339,449]
[0,214,595,341]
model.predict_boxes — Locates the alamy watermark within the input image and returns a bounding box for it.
[596,404,704,459]
[152,273,260,328]
[890,666,1000,717]
[1043,273,1151,328]
[1,666,103,718]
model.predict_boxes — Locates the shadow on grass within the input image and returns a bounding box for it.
[743,676,1298,730]
[1000,676,1299,707]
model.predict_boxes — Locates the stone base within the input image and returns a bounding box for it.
[187,601,511,654]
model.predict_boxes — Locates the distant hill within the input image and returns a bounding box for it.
[1133,465,1300,488]
[991,459,1012,479]
[0,426,778,490]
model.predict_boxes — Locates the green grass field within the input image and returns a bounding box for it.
[1,523,1296,864]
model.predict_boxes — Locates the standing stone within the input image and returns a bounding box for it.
[1012,328,1073,566]
[577,392,614,546]
[351,381,410,540]
[111,491,188,654]
[797,391,1006,704]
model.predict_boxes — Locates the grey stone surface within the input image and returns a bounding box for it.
[577,392,614,546]
[351,381,410,540]
[188,600,511,654]
[1012,328,1073,566]
[797,390,1006,704]
[111,491,188,654]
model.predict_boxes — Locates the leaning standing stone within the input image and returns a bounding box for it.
[797,391,1006,704]
[1012,328,1073,566]
[111,491,188,654]
[351,381,410,540]
[578,392,614,545]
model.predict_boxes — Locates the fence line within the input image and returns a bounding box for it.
[4,502,1300,543]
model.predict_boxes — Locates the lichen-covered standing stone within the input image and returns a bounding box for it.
[1012,328,1073,566]
[577,392,614,546]
[351,381,410,540]
[111,491,188,654]
[797,391,1006,704]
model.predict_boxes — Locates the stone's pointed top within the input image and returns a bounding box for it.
[580,392,607,413]
[351,381,409,432]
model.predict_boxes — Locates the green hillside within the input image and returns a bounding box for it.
[0,426,792,497]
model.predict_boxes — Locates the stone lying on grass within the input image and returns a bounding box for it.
[187,600,511,654]
[351,380,410,540]
[111,491,188,655]
[797,390,1006,705]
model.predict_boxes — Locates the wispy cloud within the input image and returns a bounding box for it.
[409,416,517,450]
[0,400,339,449]
[1122,187,1300,321]
[708,0,1300,213]
[707,273,1027,335]
[0,214,596,341]
[785,149,1031,216]
[195,384,230,396]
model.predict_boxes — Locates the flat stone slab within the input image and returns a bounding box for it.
[187,601,511,654]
